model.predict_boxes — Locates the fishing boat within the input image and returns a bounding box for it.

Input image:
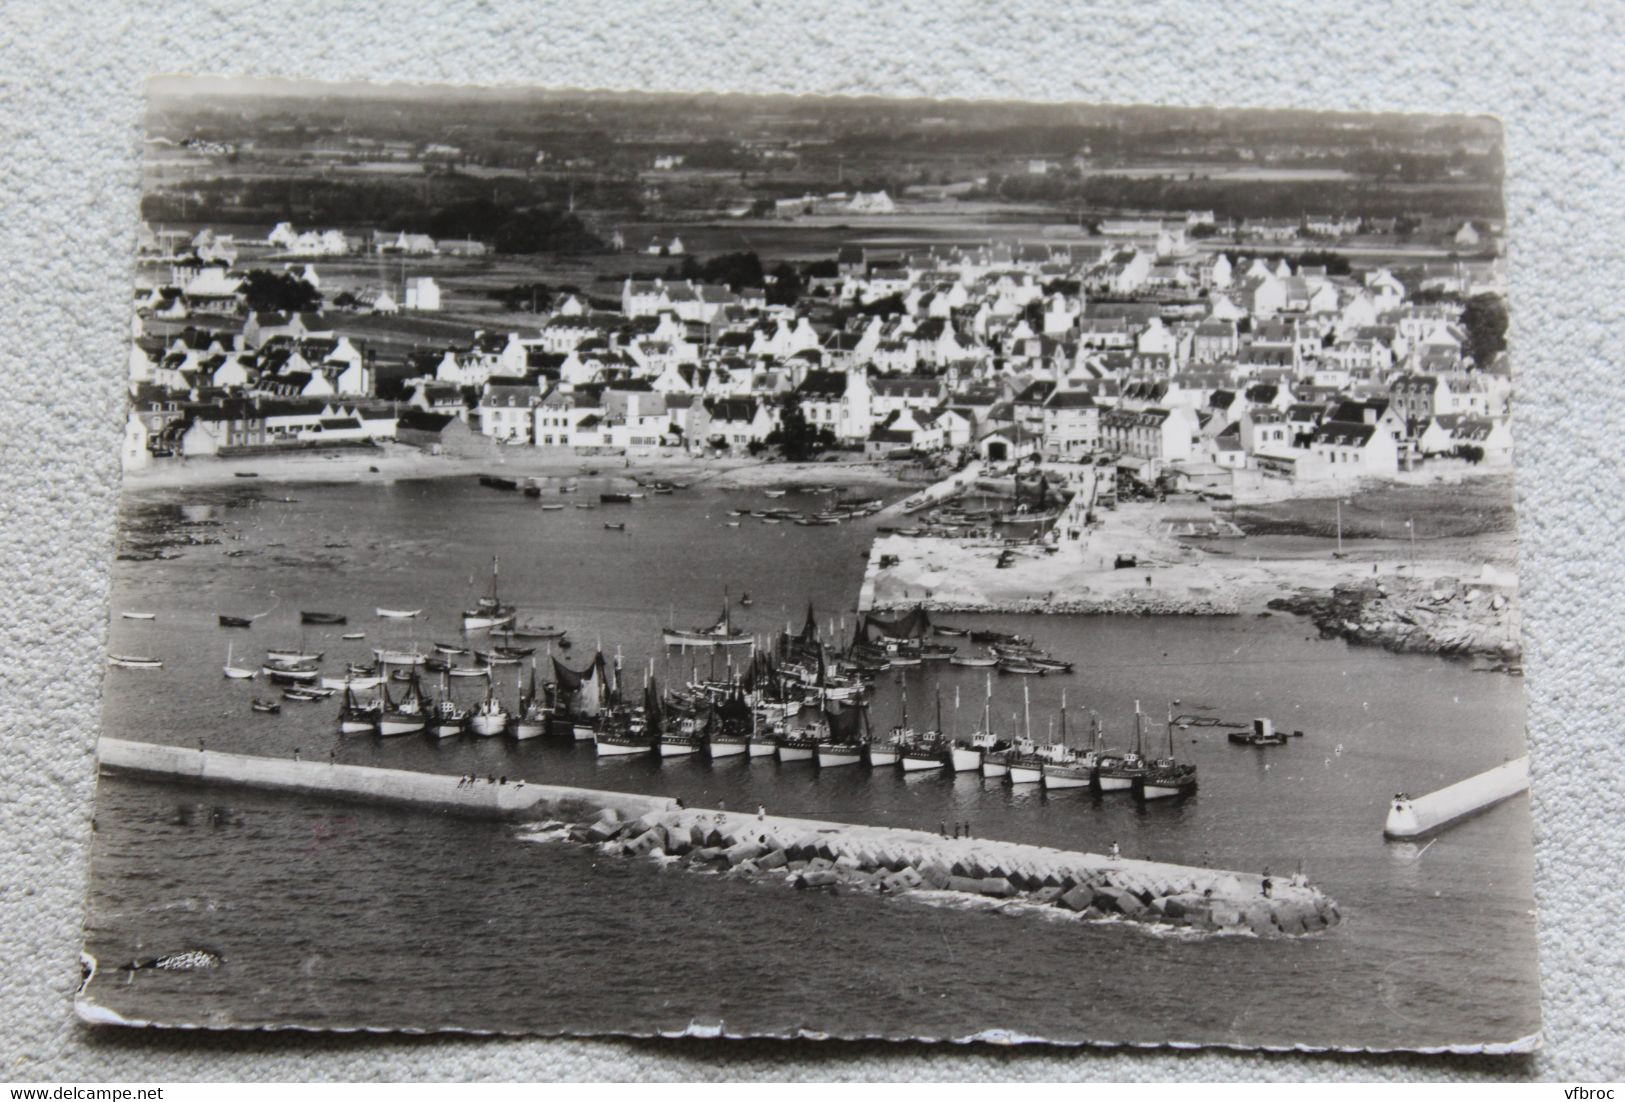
[603,522,626,531]
[1040,695,1097,790]
[375,608,422,620]
[300,611,347,625]
[774,715,823,763]
[107,654,163,670]
[468,676,510,737]
[949,654,997,668]
[250,698,281,714]
[341,632,366,640]
[594,701,653,757]
[479,474,519,491]
[462,556,516,630]
[706,693,753,759]
[512,663,550,740]
[867,689,914,767]
[1094,702,1151,793]
[433,642,469,656]
[377,677,429,736]
[1137,705,1199,801]
[222,643,256,680]
[551,652,611,741]
[473,649,522,666]
[338,685,382,733]
[969,629,1028,645]
[933,624,968,637]
[218,615,253,629]
[663,597,752,648]
[1006,686,1049,784]
[120,612,156,621]
[764,489,787,499]
[739,591,753,607]
[950,677,1007,771]
[1027,655,1074,674]
[430,698,468,738]
[997,656,1045,676]
[599,492,633,504]
[283,686,335,703]
[540,503,566,512]
[447,665,490,679]
[657,699,707,758]
[1228,717,1291,746]
[323,675,382,690]
[523,484,543,499]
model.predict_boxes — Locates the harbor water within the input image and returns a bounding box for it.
[83,475,1539,1048]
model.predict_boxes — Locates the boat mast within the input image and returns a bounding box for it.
[1060,689,1069,749]
[1023,681,1032,743]
[1166,702,1175,759]
[1133,699,1144,757]
[983,673,993,737]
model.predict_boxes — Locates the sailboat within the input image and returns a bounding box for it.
[462,556,516,631]
[428,673,467,737]
[376,675,428,736]
[1135,704,1199,801]
[1094,701,1151,793]
[222,642,256,680]
[663,592,752,648]
[595,677,657,758]
[512,661,550,740]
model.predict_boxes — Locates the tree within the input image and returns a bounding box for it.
[765,396,833,462]
[240,270,321,315]
[765,262,802,307]
[1460,293,1508,368]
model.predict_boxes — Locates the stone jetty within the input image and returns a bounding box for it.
[98,737,1341,938]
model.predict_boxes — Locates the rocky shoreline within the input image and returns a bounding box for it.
[871,592,1241,616]
[1267,575,1522,664]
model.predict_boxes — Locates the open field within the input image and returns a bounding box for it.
[1231,474,1517,541]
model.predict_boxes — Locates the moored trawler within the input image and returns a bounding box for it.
[658,709,708,758]
[774,716,823,763]
[469,678,509,737]
[431,699,468,738]
[594,707,652,757]
[706,695,753,759]
[1135,705,1199,801]
[377,677,429,737]
[814,700,869,767]
[1095,702,1154,792]
[338,686,382,734]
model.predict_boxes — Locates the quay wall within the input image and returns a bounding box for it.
[1384,756,1530,840]
[99,738,1340,938]
[97,738,674,823]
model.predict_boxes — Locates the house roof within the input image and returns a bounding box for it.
[1313,420,1377,446]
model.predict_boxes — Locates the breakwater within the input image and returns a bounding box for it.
[98,738,1340,939]
[1267,573,1522,662]
[1384,756,1530,840]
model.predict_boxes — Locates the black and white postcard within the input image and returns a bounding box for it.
[80,77,1536,1052]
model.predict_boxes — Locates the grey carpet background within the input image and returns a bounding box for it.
[1,0,1620,1081]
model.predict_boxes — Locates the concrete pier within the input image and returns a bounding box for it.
[1384,755,1530,840]
[98,737,1341,938]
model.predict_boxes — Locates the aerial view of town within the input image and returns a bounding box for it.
[81,79,1534,1052]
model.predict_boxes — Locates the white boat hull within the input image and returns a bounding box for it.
[1137,781,1194,801]
[949,748,982,772]
[432,722,463,738]
[1008,764,1043,785]
[470,716,508,737]
[663,632,754,648]
[748,739,777,758]
[1042,769,1092,790]
[981,759,1009,778]
[1095,774,1134,792]
[463,615,512,631]
[707,740,750,759]
[659,740,702,757]
[573,724,595,741]
[323,677,381,690]
[513,721,548,740]
[901,754,945,772]
[776,744,815,763]
[816,748,863,768]
[340,719,376,734]
[377,716,426,736]
[223,669,256,680]
[867,747,902,767]
[595,739,651,757]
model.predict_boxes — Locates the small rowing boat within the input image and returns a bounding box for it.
[120,612,156,621]
[375,608,422,620]
[218,615,253,629]
[250,698,281,714]
[603,522,626,531]
[300,611,347,625]
[341,632,366,640]
[108,654,163,670]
